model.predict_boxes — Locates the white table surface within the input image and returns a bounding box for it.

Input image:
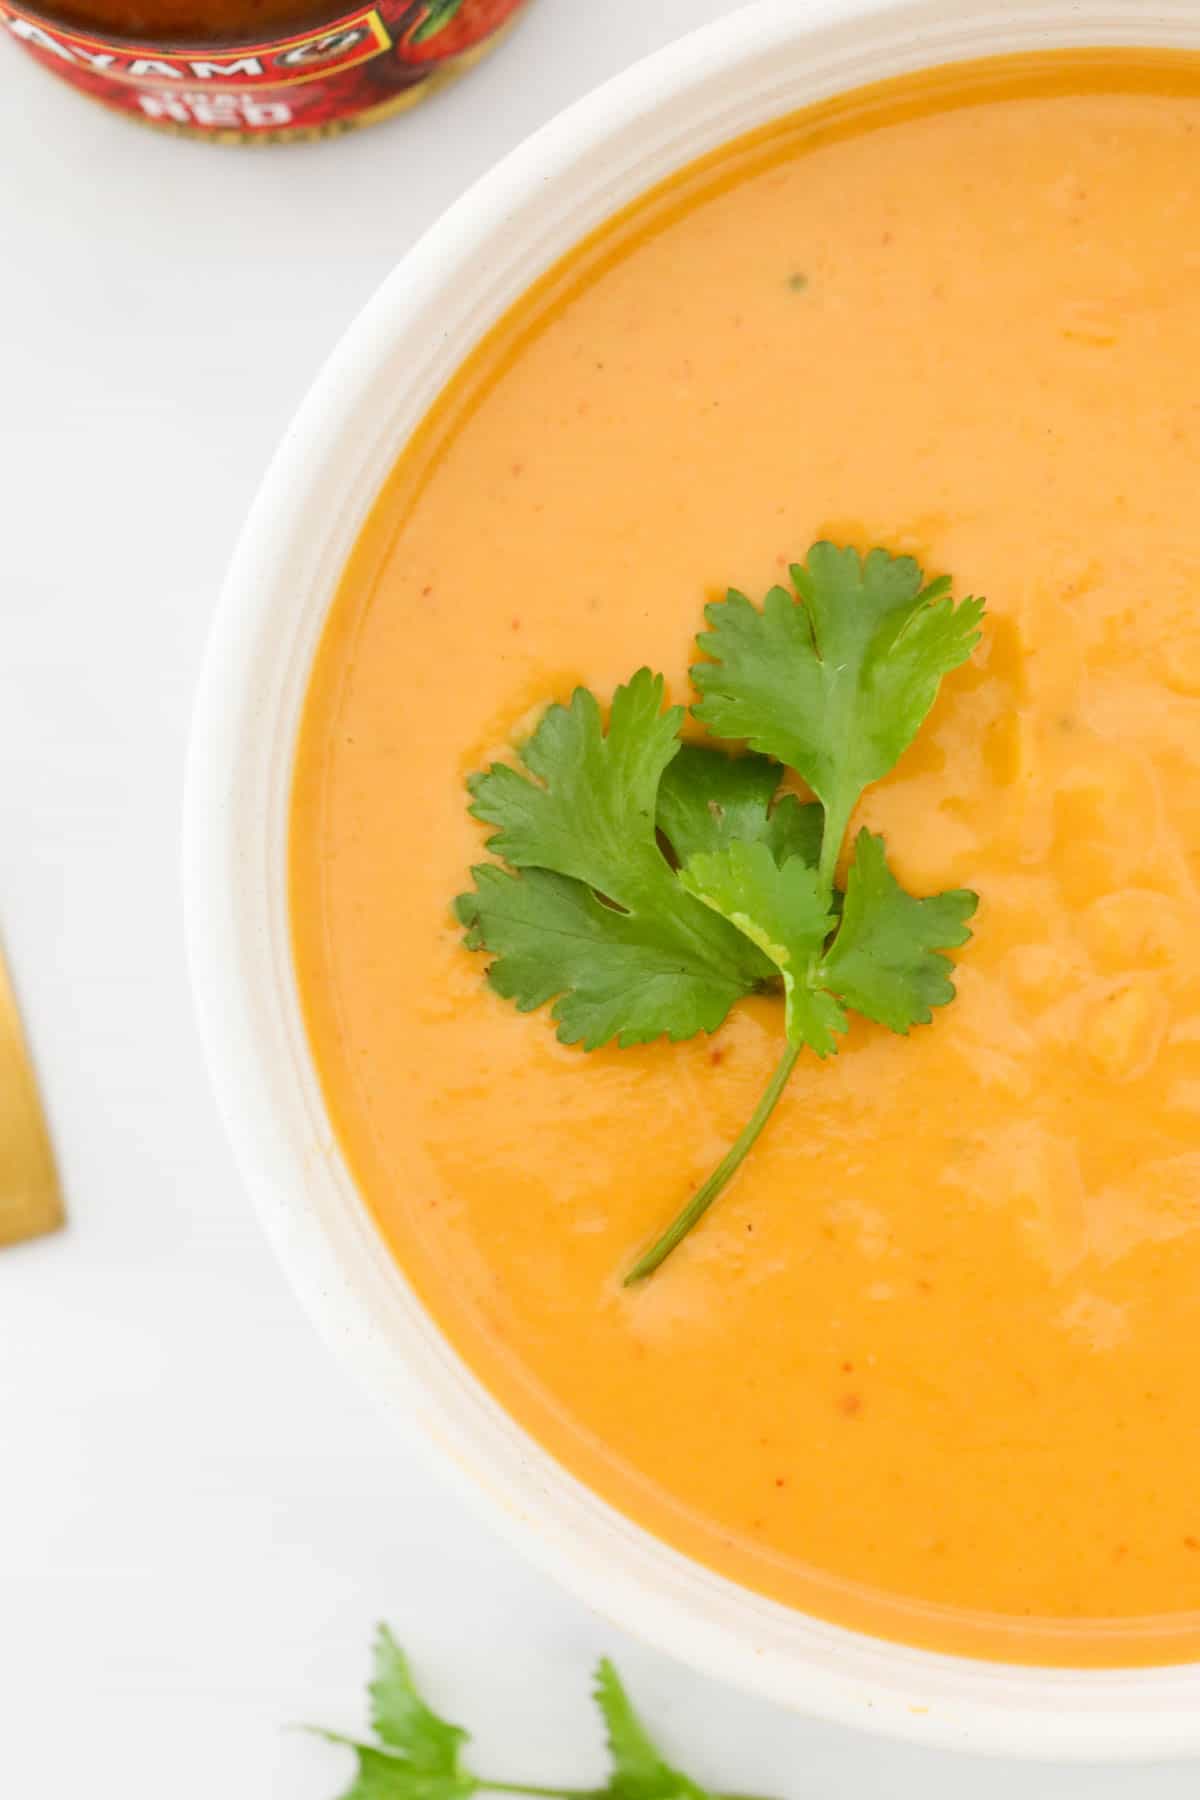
[2,5,1198,1793]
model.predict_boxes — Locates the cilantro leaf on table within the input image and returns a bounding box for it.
[693,543,983,886]
[370,1627,471,1775]
[315,1629,476,1800]
[655,744,822,868]
[820,830,977,1032]
[310,1628,773,1800]
[319,1738,476,1800]
[459,671,774,1049]
[594,1660,709,1800]
[680,844,842,1056]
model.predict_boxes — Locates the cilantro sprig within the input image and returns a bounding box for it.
[314,1626,772,1800]
[458,543,984,1279]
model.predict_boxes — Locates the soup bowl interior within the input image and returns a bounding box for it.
[184,0,1200,1759]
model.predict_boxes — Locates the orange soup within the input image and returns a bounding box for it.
[291,52,1200,1665]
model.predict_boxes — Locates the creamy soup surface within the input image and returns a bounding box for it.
[292,54,1200,1664]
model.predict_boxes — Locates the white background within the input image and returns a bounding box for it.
[2,3,1198,1794]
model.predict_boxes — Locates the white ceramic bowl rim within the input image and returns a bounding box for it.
[185,0,1200,1760]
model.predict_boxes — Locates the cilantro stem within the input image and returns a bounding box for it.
[817,796,850,896]
[481,1785,607,1798]
[482,1788,772,1800]
[624,1042,802,1282]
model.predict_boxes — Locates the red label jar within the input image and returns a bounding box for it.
[1,0,533,140]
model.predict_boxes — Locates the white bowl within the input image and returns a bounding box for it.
[184,0,1200,1759]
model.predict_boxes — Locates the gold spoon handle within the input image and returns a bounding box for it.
[0,942,63,1247]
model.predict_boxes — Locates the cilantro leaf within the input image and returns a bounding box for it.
[679,833,975,1055]
[594,1660,710,1800]
[821,831,977,1031]
[468,671,683,912]
[369,1627,470,1776]
[692,544,984,885]
[460,672,774,1048]
[317,1631,477,1800]
[655,744,822,868]
[319,1737,476,1800]
[309,1632,778,1800]
[456,865,759,1049]
[680,844,842,1055]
